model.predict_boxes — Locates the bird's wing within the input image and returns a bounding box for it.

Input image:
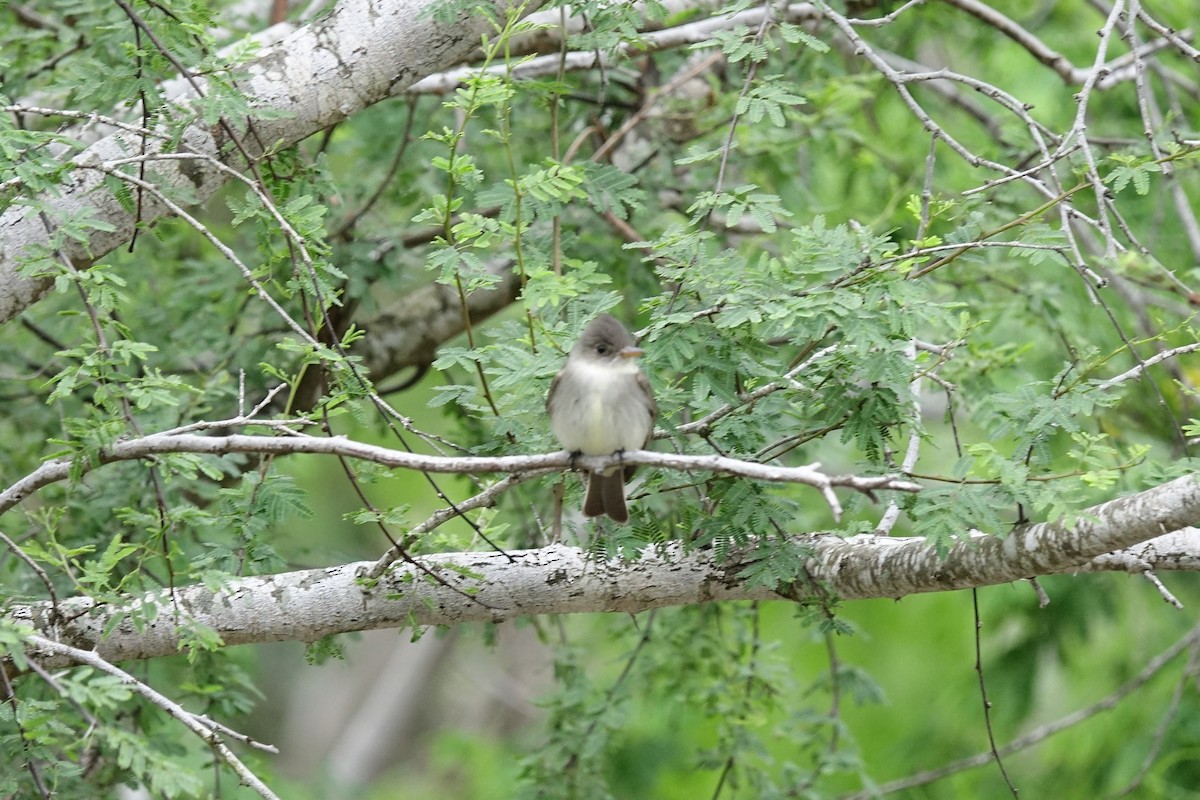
[637,371,657,421]
[546,369,564,414]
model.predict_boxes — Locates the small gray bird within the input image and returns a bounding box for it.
[546,314,657,522]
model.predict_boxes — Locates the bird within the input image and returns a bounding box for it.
[546,314,657,522]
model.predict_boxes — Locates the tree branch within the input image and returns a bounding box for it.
[10,477,1200,671]
[0,431,920,520]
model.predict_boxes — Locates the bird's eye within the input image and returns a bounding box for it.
[596,344,609,355]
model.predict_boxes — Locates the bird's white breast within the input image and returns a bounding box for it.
[550,359,652,455]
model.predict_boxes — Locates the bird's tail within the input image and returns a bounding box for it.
[584,471,629,523]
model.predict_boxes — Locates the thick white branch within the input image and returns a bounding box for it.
[1066,527,1200,574]
[11,477,1200,670]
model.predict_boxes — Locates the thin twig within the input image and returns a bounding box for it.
[1140,570,1183,608]
[972,589,1019,797]
[1,431,923,526]
[1095,341,1200,390]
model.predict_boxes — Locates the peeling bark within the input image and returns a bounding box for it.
[12,477,1200,671]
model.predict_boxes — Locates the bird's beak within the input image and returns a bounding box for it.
[619,346,644,359]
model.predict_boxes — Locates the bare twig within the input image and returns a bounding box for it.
[369,473,541,576]
[0,431,921,525]
[972,589,1019,797]
[1027,578,1051,608]
[1140,570,1183,608]
[1095,341,1200,390]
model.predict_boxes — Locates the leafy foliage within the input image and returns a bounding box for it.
[2,0,1199,798]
